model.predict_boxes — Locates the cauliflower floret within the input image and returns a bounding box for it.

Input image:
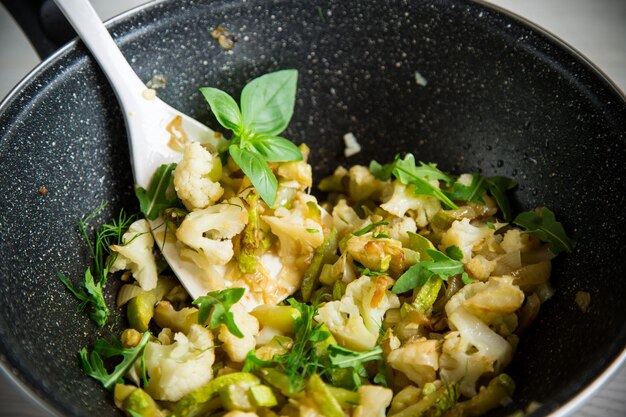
[440,218,493,263]
[173,142,224,211]
[316,276,400,351]
[347,165,386,202]
[446,276,524,336]
[387,338,440,387]
[110,219,158,291]
[500,229,537,254]
[218,304,260,362]
[261,198,324,257]
[352,385,393,417]
[176,197,248,267]
[143,324,215,401]
[277,160,313,191]
[381,181,441,227]
[386,216,418,247]
[441,306,513,397]
[465,255,496,281]
[331,199,368,238]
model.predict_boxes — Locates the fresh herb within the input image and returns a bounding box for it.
[353,221,389,237]
[484,176,518,222]
[200,70,302,206]
[370,154,457,209]
[306,228,320,233]
[373,233,390,239]
[80,331,150,390]
[514,207,575,254]
[444,175,487,204]
[445,245,464,261]
[135,163,179,220]
[58,204,135,327]
[392,249,468,294]
[193,288,246,337]
[486,222,495,230]
[354,261,387,277]
[328,344,382,388]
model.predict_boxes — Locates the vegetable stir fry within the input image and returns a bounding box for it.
[60,70,574,417]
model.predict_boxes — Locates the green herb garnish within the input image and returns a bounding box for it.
[353,221,389,237]
[80,331,150,390]
[514,207,575,254]
[200,70,302,206]
[58,203,134,327]
[445,245,464,261]
[392,249,468,294]
[354,261,387,277]
[135,163,179,220]
[193,288,246,337]
[370,154,457,209]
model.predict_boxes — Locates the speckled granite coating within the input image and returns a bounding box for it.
[0,0,624,416]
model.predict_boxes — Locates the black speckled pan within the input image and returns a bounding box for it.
[0,0,624,416]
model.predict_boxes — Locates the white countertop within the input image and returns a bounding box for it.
[0,0,624,416]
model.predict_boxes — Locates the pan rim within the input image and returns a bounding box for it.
[0,1,624,416]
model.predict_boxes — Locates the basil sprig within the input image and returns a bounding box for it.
[200,70,302,206]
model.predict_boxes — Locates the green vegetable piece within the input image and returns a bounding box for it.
[259,367,297,397]
[193,287,245,336]
[332,279,347,300]
[389,383,459,417]
[250,305,300,333]
[413,275,443,312]
[318,173,345,192]
[513,207,575,254]
[81,332,150,390]
[447,374,515,417]
[306,374,346,417]
[249,384,278,408]
[230,145,278,207]
[301,228,339,301]
[135,163,179,220]
[123,387,161,417]
[220,383,255,411]
[127,277,177,332]
[407,232,435,260]
[174,372,260,417]
[484,176,517,222]
[327,385,361,407]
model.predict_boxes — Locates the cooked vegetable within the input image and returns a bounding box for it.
[69,71,575,417]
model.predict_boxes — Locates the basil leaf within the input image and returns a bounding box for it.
[514,207,575,254]
[485,176,517,222]
[230,145,278,206]
[134,163,179,220]
[241,69,298,136]
[193,288,246,337]
[200,87,243,135]
[249,135,303,162]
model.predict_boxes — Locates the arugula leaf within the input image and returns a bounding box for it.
[230,145,278,207]
[80,331,150,390]
[199,87,243,134]
[514,207,575,254]
[240,69,298,136]
[248,135,303,162]
[353,221,389,237]
[328,344,383,369]
[193,288,246,337]
[444,175,486,204]
[58,270,109,327]
[484,176,517,222]
[445,245,464,261]
[392,249,465,294]
[135,163,179,220]
[369,159,395,181]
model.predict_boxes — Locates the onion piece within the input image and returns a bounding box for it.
[116,283,145,307]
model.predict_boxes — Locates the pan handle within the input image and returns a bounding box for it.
[1,0,75,59]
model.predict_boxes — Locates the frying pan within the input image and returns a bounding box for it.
[0,0,625,416]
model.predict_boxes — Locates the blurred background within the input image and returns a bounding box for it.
[0,0,624,416]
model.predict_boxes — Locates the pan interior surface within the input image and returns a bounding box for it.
[0,1,624,416]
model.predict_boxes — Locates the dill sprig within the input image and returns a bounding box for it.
[58,203,135,327]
